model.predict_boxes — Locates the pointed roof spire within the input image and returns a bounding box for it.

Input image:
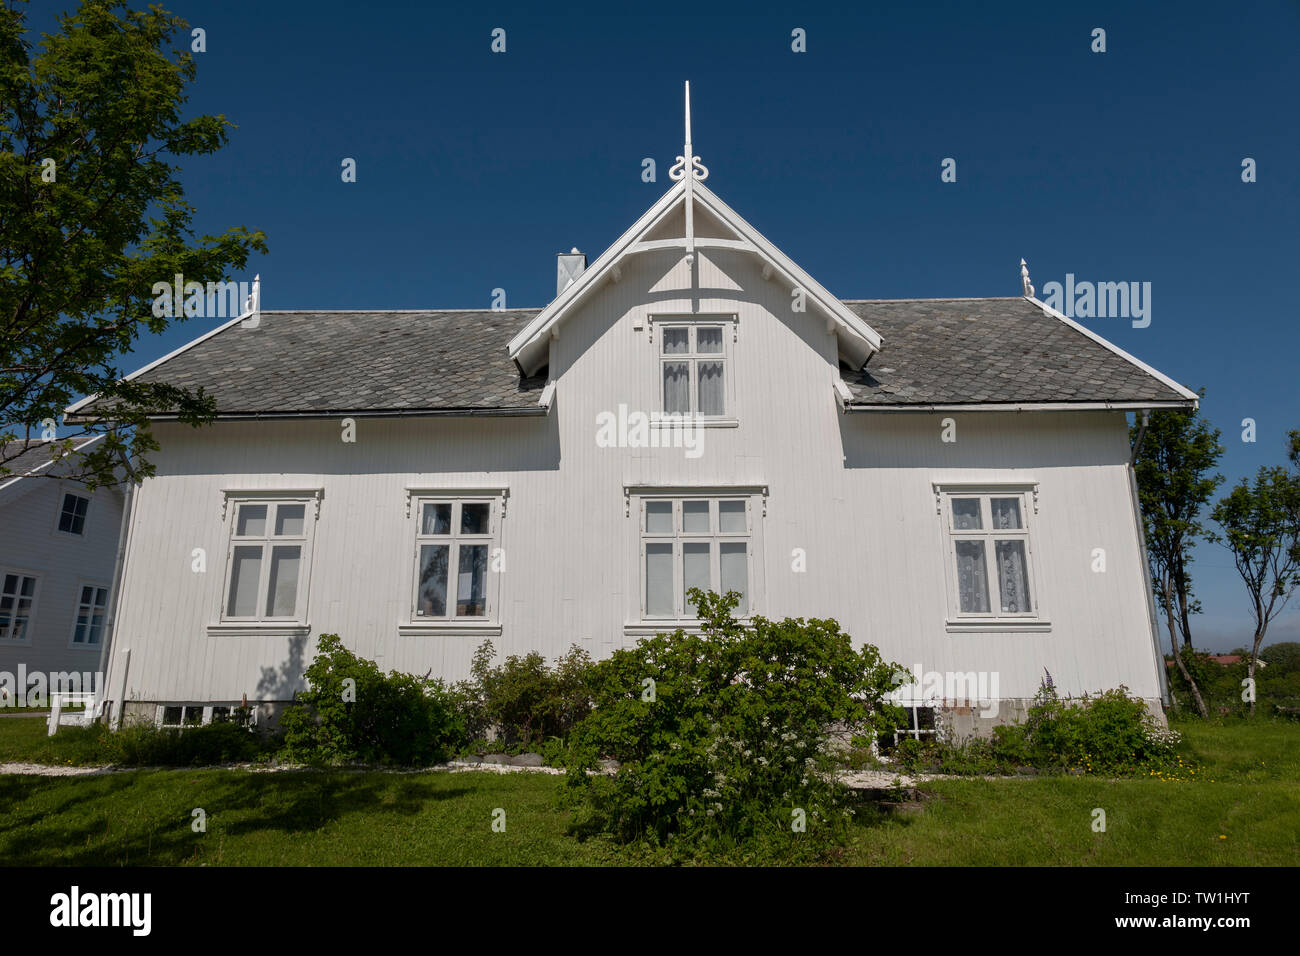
[1020,258,1035,298]
[670,82,708,264]
[669,81,708,185]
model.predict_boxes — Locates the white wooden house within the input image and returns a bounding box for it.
[69,88,1195,734]
[0,436,125,702]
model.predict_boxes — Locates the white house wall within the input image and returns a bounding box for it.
[105,247,1164,713]
[0,478,123,683]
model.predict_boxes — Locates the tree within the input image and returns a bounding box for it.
[1,0,266,488]
[1210,438,1300,716]
[1131,397,1223,717]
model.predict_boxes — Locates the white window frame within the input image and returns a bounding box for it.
[650,314,739,424]
[55,490,91,537]
[632,489,761,627]
[155,703,257,730]
[68,580,110,649]
[935,483,1049,632]
[212,491,320,633]
[0,568,40,644]
[400,488,505,636]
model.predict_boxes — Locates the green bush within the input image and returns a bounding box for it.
[1260,642,1300,673]
[456,641,595,749]
[279,633,465,765]
[1005,678,1183,775]
[28,721,267,767]
[563,589,904,863]
[105,720,267,766]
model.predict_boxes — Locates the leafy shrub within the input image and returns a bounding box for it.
[456,641,595,749]
[1007,679,1184,775]
[279,633,464,765]
[1260,641,1300,673]
[563,589,904,863]
[104,720,267,766]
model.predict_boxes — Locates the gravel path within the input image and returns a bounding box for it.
[0,762,124,777]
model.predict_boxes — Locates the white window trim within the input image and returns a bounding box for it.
[934,483,1050,632]
[0,567,40,645]
[67,579,110,650]
[208,489,321,636]
[627,486,765,628]
[155,703,259,729]
[54,488,92,538]
[649,313,739,423]
[400,489,506,635]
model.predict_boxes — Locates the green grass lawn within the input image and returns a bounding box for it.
[2,717,1296,866]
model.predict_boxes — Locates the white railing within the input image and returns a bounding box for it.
[48,693,97,736]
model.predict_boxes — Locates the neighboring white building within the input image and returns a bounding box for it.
[70,91,1194,734]
[0,436,125,700]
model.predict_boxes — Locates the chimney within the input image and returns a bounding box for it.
[556,247,586,297]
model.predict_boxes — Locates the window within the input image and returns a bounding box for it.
[0,572,38,641]
[222,499,313,622]
[157,704,256,730]
[660,323,727,416]
[411,499,497,621]
[881,706,938,751]
[938,487,1042,625]
[58,493,90,535]
[71,584,109,646]
[641,497,751,619]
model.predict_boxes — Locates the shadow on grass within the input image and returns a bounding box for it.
[0,770,476,866]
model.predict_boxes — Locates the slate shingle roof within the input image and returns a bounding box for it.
[76,298,1189,418]
[0,435,104,486]
[841,298,1190,406]
[0,439,63,481]
[123,310,548,415]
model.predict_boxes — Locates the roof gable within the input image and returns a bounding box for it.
[506,179,883,377]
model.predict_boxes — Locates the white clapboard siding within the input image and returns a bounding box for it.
[105,247,1163,707]
[0,478,123,683]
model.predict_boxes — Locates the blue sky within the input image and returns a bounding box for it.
[31,0,1300,649]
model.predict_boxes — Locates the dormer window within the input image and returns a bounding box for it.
[661,323,727,416]
[57,493,90,535]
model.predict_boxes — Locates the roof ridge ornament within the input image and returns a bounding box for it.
[669,81,707,265]
[668,81,708,185]
[1020,258,1035,298]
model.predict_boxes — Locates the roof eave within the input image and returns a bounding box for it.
[843,400,1199,413]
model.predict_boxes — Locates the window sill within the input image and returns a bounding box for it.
[946,618,1051,633]
[398,621,502,638]
[650,417,739,429]
[66,643,102,651]
[207,622,311,638]
[624,618,751,637]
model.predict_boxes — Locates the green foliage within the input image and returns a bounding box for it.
[1260,642,1300,673]
[563,589,904,863]
[1131,397,1224,646]
[1,0,267,487]
[105,719,267,765]
[8,719,266,766]
[279,634,464,766]
[1211,464,1300,638]
[1008,680,1186,776]
[889,682,1191,778]
[455,641,595,749]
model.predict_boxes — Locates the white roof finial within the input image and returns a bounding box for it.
[1020,258,1035,298]
[669,82,708,185]
[684,80,692,150]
